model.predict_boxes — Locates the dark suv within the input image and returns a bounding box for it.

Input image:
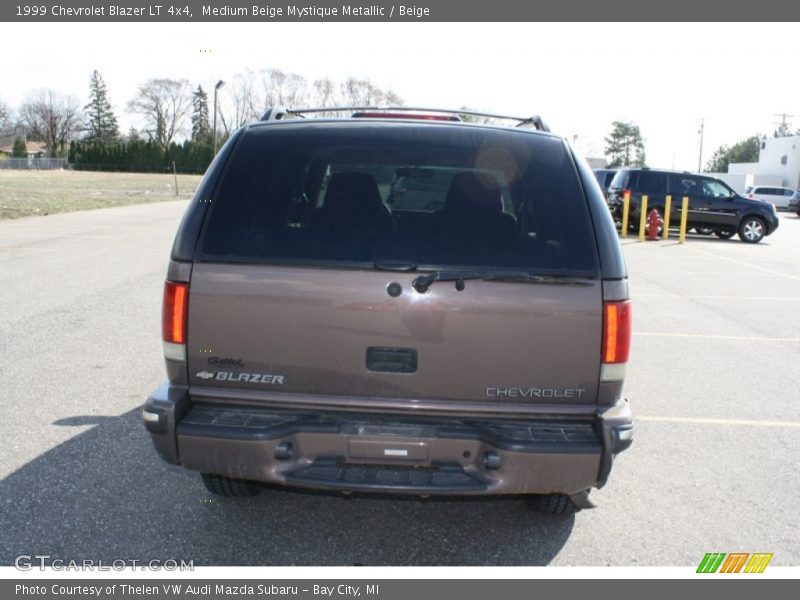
[607,168,779,243]
[142,107,632,515]
[593,168,617,199]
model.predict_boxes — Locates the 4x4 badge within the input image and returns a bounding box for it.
[195,371,215,380]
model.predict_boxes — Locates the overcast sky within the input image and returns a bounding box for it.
[2,22,798,170]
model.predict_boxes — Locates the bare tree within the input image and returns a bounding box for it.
[260,68,309,110]
[339,78,401,107]
[312,78,335,108]
[19,89,82,157]
[261,68,287,108]
[384,90,403,106]
[217,69,403,129]
[127,78,192,149]
[225,69,260,130]
[0,100,11,133]
[282,73,307,106]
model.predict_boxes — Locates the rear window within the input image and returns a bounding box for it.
[198,122,599,275]
[608,170,631,189]
[636,171,668,194]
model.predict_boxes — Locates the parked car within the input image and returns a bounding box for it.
[607,168,779,243]
[787,190,800,216]
[593,168,618,199]
[744,185,796,209]
[143,107,633,515]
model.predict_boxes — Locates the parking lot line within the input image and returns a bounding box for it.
[686,246,800,282]
[634,332,800,342]
[635,294,800,300]
[637,415,800,428]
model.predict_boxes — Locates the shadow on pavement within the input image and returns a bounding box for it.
[1,409,574,566]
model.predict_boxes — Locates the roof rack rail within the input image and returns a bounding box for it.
[259,106,550,132]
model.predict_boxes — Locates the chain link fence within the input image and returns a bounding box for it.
[0,157,69,170]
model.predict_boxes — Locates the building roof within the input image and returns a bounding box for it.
[0,140,48,155]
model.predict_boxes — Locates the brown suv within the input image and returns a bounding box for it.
[143,107,633,515]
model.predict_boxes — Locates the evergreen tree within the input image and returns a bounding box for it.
[191,85,211,142]
[705,135,761,173]
[604,121,646,167]
[84,70,120,145]
[12,136,27,158]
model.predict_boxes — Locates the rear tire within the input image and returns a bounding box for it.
[527,493,579,516]
[201,473,262,497]
[738,216,766,243]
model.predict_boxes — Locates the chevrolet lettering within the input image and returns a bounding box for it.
[486,387,587,399]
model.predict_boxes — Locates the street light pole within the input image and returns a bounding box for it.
[213,80,225,155]
[697,118,705,173]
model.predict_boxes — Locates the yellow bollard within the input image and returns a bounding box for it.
[663,195,672,240]
[638,195,648,242]
[679,196,689,244]
[620,190,630,237]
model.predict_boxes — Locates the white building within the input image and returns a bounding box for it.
[716,135,800,193]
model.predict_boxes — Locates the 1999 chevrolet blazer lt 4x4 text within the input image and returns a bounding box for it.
[143,107,633,515]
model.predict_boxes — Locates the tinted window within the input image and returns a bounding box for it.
[699,179,733,198]
[636,171,668,194]
[670,175,699,196]
[199,123,599,275]
[609,170,631,189]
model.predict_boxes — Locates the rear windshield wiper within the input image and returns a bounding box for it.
[412,271,592,293]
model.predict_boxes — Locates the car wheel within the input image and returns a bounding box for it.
[526,493,579,516]
[201,473,262,497]
[796,210,800,217]
[738,217,766,243]
[694,227,713,235]
[714,230,734,239]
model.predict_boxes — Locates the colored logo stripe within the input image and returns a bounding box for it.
[697,552,773,573]
[697,553,726,573]
[744,553,773,573]
[720,553,749,573]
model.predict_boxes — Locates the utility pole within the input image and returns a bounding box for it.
[772,113,794,137]
[697,118,705,173]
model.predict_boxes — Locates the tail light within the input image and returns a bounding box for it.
[162,281,188,361]
[601,300,631,381]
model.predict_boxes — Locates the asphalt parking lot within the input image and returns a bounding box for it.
[1,202,798,566]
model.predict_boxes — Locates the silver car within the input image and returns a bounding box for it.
[745,185,796,209]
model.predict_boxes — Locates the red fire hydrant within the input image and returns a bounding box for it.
[647,209,662,241]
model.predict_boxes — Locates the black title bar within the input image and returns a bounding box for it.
[4,0,800,21]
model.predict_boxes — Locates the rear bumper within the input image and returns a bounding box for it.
[143,383,632,496]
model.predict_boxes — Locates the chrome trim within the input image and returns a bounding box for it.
[188,386,599,419]
[603,279,629,302]
[600,363,627,382]
[166,260,192,283]
[163,341,186,362]
[142,410,160,423]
